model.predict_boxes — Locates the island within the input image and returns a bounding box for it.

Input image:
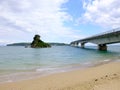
[7,34,69,47]
[31,34,51,48]
[7,43,30,46]
[7,42,69,46]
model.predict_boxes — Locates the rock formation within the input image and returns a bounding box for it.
[31,35,51,48]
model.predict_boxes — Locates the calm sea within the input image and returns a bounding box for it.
[0,45,120,83]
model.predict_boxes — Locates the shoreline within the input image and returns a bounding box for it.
[0,58,118,84]
[0,62,120,90]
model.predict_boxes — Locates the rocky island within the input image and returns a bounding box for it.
[31,34,51,48]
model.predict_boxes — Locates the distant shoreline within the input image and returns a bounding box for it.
[6,42,70,46]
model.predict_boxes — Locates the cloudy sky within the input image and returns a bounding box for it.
[0,0,120,45]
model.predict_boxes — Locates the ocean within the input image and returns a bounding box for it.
[0,45,120,83]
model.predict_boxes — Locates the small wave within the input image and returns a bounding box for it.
[6,80,13,83]
[103,59,111,62]
[36,67,57,72]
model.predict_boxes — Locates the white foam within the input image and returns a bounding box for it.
[103,59,110,62]
[36,67,56,72]
[6,80,13,83]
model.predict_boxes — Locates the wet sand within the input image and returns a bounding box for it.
[0,62,120,90]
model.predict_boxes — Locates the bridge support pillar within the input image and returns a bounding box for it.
[81,43,85,48]
[75,42,79,46]
[98,44,107,51]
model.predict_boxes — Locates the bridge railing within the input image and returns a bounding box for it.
[91,27,120,38]
[71,27,120,44]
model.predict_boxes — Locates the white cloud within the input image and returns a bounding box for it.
[0,0,82,44]
[77,0,120,28]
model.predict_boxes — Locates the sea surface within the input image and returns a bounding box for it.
[0,45,120,83]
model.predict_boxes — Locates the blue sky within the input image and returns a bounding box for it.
[0,0,120,45]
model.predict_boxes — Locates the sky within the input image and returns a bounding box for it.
[0,0,120,45]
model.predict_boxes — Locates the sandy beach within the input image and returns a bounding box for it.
[0,62,120,90]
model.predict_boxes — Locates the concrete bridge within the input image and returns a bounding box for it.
[70,28,120,51]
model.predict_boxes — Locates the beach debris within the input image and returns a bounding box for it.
[95,79,98,81]
[113,74,117,76]
[105,75,108,77]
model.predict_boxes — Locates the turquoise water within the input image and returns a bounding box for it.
[0,46,120,83]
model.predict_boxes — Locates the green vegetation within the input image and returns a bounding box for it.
[7,43,30,46]
[7,35,69,47]
[49,43,69,46]
[7,42,69,46]
[31,35,51,48]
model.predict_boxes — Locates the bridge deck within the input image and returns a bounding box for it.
[70,28,120,50]
[71,28,120,44]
